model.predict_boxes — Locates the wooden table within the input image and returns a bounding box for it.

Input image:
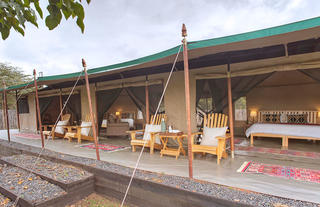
[62,126,77,141]
[159,132,186,159]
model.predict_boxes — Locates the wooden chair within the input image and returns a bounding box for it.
[64,115,97,144]
[192,113,230,164]
[43,114,71,140]
[128,114,167,154]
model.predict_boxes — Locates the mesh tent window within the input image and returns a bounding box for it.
[62,94,82,125]
[196,72,274,113]
[196,68,320,116]
[39,94,81,125]
[96,88,123,132]
[96,83,164,132]
[18,97,29,114]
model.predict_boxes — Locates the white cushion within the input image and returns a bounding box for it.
[101,119,107,128]
[280,113,287,123]
[143,124,161,144]
[81,121,92,136]
[54,120,68,134]
[200,126,228,146]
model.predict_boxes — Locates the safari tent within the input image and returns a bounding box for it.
[4,16,320,154]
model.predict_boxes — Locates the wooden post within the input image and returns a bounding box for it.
[227,64,235,158]
[2,93,6,130]
[15,90,21,131]
[33,69,45,148]
[182,24,193,179]
[82,58,100,161]
[145,76,150,124]
[94,83,99,136]
[3,81,10,142]
[59,88,63,119]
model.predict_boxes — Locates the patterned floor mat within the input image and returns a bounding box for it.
[12,133,41,139]
[80,143,129,152]
[238,161,320,184]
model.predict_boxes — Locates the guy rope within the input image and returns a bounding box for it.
[120,43,183,207]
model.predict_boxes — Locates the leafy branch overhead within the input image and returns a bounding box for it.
[0,0,91,40]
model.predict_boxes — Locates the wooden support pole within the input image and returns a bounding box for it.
[182,24,193,179]
[94,83,99,136]
[3,81,10,142]
[2,93,6,130]
[284,43,288,57]
[145,76,150,124]
[15,90,21,131]
[33,69,45,148]
[227,64,235,158]
[82,58,100,161]
[59,88,63,120]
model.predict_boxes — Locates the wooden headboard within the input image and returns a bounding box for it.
[258,110,317,124]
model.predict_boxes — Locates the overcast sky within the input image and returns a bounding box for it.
[0,0,320,77]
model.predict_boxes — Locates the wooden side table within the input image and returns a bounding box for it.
[159,132,186,159]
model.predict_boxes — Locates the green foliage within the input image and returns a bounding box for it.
[0,0,90,40]
[0,62,31,109]
[235,96,246,109]
[198,97,214,113]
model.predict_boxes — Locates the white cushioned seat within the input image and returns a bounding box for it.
[54,120,68,134]
[80,121,92,136]
[143,124,161,144]
[200,126,228,146]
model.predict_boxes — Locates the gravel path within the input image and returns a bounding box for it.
[0,164,66,204]
[2,154,92,184]
[0,193,15,207]
[51,153,319,207]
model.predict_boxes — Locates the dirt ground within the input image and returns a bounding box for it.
[66,193,130,207]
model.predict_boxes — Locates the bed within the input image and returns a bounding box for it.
[246,110,319,149]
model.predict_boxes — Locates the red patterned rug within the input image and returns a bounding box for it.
[12,133,41,139]
[234,138,245,144]
[238,161,320,184]
[236,146,320,159]
[80,144,129,152]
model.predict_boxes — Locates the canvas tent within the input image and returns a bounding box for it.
[3,16,320,137]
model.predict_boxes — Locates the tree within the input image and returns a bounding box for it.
[0,0,91,40]
[0,62,31,109]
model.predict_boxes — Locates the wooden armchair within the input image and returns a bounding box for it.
[192,113,230,164]
[128,114,167,154]
[64,115,97,144]
[43,114,71,140]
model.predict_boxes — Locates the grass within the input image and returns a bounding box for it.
[66,193,129,207]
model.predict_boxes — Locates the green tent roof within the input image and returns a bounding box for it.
[5,16,320,91]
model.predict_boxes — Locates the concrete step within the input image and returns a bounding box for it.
[0,154,95,206]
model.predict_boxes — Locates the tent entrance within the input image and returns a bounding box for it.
[96,83,164,136]
[40,94,81,126]
[196,68,320,152]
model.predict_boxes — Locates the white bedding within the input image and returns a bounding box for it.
[246,123,320,139]
[121,118,134,128]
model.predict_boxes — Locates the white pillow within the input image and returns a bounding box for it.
[143,124,161,144]
[54,120,68,134]
[101,119,107,128]
[280,113,287,123]
[200,126,228,146]
[81,121,92,136]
